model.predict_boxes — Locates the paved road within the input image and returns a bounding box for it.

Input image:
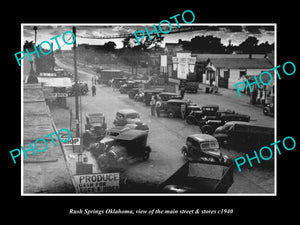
[53,58,275,194]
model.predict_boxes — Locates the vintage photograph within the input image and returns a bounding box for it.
[21,24,276,195]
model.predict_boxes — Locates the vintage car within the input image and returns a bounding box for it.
[66,81,89,96]
[162,99,201,119]
[143,89,164,106]
[128,88,140,99]
[185,105,220,125]
[180,134,231,163]
[113,109,140,126]
[111,78,128,89]
[158,92,183,107]
[263,103,274,116]
[113,109,149,129]
[161,161,234,193]
[185,82,199,93]
[119,81,140,94]
[179,80,199,93]
[97,129,151,172]
[82,113,107,147]
[199,113,251,134]
[213,121,274,152]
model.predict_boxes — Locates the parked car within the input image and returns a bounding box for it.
[162,99,201,119]
[66,82,89,96]
[119,81,139,94]
[263,103,274,116]
[213,121,274,152]
[179,80,199,93]
[199,113,251,134]
[185,82,199,93]
[143,89,164,106]
[113,109,149,130]
[112,78,128,89]
[128,88,140,99]
[97,129,151,172]
[82,113,107,147]
[185,105,220,125]
[180,134,231,163]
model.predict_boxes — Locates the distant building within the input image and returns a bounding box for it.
[164,42,183,55]
[205,55,273,89]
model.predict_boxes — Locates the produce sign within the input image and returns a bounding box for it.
[73,173,120,193]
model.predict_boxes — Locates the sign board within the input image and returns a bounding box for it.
[172,53,196,79]
[39,72,57,77]
[61,137,81,145]
[60,133,81,145]
[73,173,120,193]
[37,77,72,87]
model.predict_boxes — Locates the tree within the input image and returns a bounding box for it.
[183,35,225,53]
[237,36,259,53]
[23,40,34,50]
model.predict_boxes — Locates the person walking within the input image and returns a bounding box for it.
[150,95,156,116]
[92,85,96,96]
[180,86,186,99]
[180,103,186,120]
[155,98,162,117]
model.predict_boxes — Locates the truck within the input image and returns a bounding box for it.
[160,161,234,193]
[97,69,123,85]
[213,121,274,153]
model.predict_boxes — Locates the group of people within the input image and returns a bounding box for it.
[150,94,163,117]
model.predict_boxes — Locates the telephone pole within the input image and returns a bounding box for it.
[73,26,80,137]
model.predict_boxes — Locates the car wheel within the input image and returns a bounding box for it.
[181,146,188,160]
[142,147,151,161]
[201,125,213,134]
[263,108,269,115]
[168,111,175,119]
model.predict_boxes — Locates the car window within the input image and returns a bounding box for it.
[126,113,139,119]
[200,141,219,150]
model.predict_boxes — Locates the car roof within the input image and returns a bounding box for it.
[167,99,189,103]
[86,113,104,117]
[117,109,139,115]
[202,105,219,108]
[188,134,218,142]
[159,92,181,96]
[114,129,148,141]
[225,121,253,125]
[144,89,163,93]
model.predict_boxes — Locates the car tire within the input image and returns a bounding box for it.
[263,108,269,115]
[181,146,188,160]
[142,146,151,161]
[168,111,175,119]
[201,125,213,134]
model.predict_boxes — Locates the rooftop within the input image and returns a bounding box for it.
[208,57,273,69]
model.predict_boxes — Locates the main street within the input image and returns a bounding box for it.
[52,58,275,194]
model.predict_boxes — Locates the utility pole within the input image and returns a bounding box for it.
[33,26,38,44]
[73,26,80,137]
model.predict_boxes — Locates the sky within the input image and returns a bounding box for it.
[22,24,275,50]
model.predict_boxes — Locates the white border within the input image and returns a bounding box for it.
[21,23,277,196]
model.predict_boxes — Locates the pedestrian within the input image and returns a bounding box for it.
[92,85,96,96]
[150,95,156,116]
[180,86,186,99]
[155,98,162,117]
[180,103,186,120]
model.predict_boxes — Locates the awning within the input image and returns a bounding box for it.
[37,77,72,87]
